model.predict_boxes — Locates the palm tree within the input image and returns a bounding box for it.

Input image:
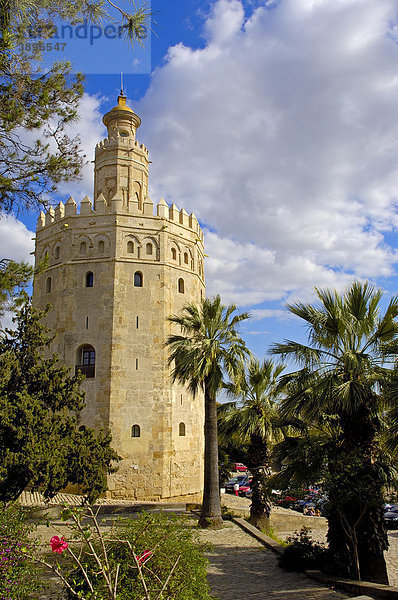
[271,281,398,584]
[219,358,286,530]
[166,295,250,529]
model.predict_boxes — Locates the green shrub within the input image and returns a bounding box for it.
[278,526,329,572]
[63,510,211,600]
[0,503,43,600]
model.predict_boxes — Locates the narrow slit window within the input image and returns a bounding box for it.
[134,271,143,287]
[45,276,52,294]
[184,252,188,264]
[179,422,186,437]
[136,316,139,329]
[86,316,89,330]
[85,272,94,287]
[178,278,184,294]
[135,358,139,370]
[131,424,140,438]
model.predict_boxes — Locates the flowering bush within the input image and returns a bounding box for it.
[0,503,43,600]
[50,535,68,554]
[37,506,211,600]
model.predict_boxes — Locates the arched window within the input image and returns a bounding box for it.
[80,241,87,255]
[98,240,105,253]
[85,271,94,288]
[184,252,188,264]
[45,276,52,294]
[75,344,95,378]
[131,424,140,438]
[179,422,186,437]
[127,240,134,254]
[146,243,153,255]
[54,246,60,260]
[178,278,184,294]
[134,271,143,287]
[171,248,177,260]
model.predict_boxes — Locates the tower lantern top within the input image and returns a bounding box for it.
[102,94,141,136]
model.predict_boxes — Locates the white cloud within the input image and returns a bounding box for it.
[0,215,35,264]
[136,0,398,308]
[250,308,289,321]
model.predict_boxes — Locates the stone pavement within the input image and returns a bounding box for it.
[197,520,353,600]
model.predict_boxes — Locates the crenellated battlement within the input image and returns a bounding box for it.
[36,195,203,241]
[95,136,149,155]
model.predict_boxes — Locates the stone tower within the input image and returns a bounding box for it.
[32,94,206,500]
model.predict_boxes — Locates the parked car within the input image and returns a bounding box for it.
[384,507,398,529]
[234,463,247,472]
[225,475,250,493]
[238,477,253,496]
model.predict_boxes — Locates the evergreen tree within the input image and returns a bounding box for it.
[0,0,152,213]
[0,259,33,319]
[0,300,119,503]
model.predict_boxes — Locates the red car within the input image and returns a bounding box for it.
[235,463,247,472]
[238,477,253,496]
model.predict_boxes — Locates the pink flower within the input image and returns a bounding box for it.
[50,536,68,554]
[136,549,153,565]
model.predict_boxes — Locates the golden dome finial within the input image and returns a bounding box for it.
[118,93,127,108]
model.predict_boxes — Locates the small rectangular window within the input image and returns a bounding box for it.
[83,350,95,366]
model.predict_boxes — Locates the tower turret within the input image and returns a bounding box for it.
[94,93,149,213]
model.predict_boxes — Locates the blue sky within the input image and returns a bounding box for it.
[2,0,398,362]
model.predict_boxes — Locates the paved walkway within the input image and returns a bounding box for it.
[198,521,352,600]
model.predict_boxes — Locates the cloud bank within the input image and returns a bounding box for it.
[137,0,398,306]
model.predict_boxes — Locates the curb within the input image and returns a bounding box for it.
[232,517,284,555]
[306,570,398,600]
[231,517,398,599]
[26,502,190,520]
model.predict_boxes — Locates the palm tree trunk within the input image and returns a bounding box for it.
[199,382,223,529]
[249,469,271,531]
[247,435,271,531]
[356,497,389,583]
